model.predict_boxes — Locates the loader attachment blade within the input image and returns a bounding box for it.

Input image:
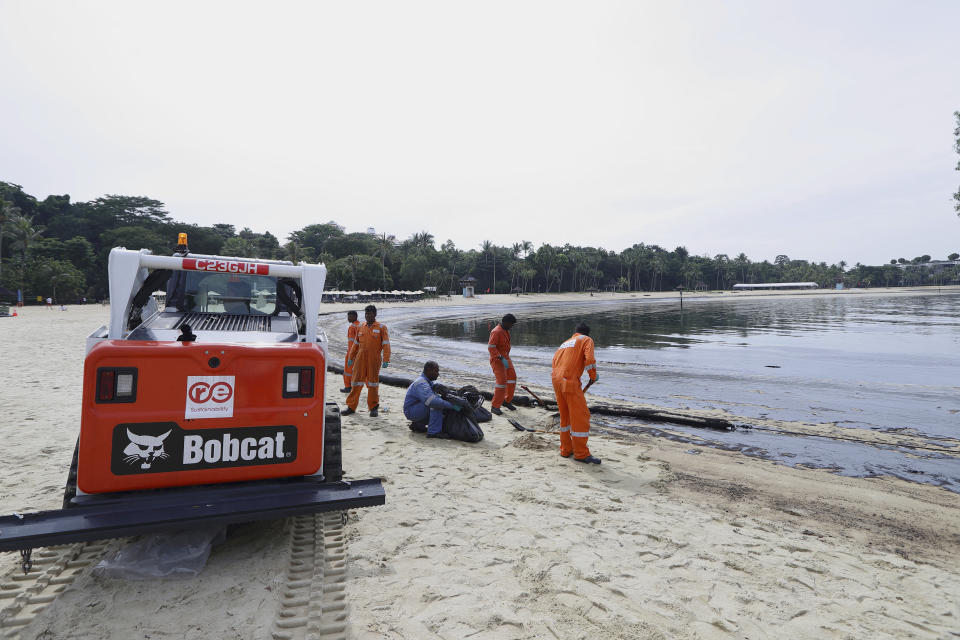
[0,477,384,552]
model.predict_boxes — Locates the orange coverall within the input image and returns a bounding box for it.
[343,319,361,389]
[346,321,391,410]
[551,333,598,460]
[487,324,515,408]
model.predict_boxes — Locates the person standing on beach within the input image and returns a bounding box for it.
[341,310,361,393]
[487,313,517,415]
[551,322,600,464]
[343,304,390,417]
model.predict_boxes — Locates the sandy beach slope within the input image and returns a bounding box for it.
[1,292,958,639]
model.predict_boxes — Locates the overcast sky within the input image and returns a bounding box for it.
[1,1,958,265]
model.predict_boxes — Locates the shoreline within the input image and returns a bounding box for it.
[322,284,960,496]
[312,283,960,314]
[2,290,959,638]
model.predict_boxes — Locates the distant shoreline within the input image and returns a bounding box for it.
[314,283,960,315]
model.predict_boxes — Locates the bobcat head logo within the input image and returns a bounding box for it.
[123,429,171,470]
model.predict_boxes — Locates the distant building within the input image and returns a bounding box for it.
[459,275,478,298]
[732,282,819,290]
[896,259,959,272]
[366,227,376,235]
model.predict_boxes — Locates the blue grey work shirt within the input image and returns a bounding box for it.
[404,374,455,414]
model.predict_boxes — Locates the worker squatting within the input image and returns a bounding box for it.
[338,307,602,464]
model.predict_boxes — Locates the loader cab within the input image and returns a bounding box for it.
[88,238,326,353]
[173,272,278,315]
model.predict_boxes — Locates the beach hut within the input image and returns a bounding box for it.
[459,275,478,298]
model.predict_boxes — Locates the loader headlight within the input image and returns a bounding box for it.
[96,367,138,403]
[282,366,314,398]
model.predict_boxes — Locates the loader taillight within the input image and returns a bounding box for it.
[283,367,314,398]
[96,367,138,403]
[97,370,114,401]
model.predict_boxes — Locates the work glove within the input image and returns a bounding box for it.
[382,361,390,369]
[500,357,509,368]
[451,404,462,412]
[347,360,353,367]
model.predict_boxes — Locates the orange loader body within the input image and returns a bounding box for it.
[79,340,327,494]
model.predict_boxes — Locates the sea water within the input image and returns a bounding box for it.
[400,292,960,491]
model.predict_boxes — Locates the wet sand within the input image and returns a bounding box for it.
[1,293,959,638]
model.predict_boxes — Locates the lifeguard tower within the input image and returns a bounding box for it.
[459,275,478,298]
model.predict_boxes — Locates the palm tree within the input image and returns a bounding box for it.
[8,213,44,290]
[376,233,396,289]
[681,261,701,289]
[649,254,665,291]
[412,231,434,254]
[345,255,362,290]
[713,254,729,290]
[480,240,495,291]
[734,253,749,283]
[0,198,19,280]
[508,261,524,293]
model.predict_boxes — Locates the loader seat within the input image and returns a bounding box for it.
[223,280,252,314]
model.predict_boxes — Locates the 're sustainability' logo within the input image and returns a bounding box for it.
[186,375,235,419]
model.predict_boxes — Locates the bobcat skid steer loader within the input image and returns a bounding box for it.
[0,234,384,566]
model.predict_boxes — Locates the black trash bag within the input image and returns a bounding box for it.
[456,385,492,423]
[472,406,492,423]
[435,389,484,443]
[441,409,484,443]
[457,385,483,408]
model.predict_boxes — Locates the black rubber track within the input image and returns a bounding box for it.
[323,403,343,482]
[62,438,79,509]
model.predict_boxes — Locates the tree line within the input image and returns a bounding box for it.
[1,180,957,304]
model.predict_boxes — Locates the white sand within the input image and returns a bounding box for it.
[1,292,959,639]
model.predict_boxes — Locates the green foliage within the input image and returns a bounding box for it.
[88,195,170,227]
[326,232,378,259]
[221,237,258,258]
[100,226,168,256]
[288,222,344,255]
[0,182,954,300]
[232,228,281,259]
[30,259,85,303]
[329,254,382,290]
[398,255,428,289]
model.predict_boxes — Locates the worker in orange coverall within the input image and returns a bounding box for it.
[343,304,390,417]
[487,313,517,416]
[341,310,361,392]
[551,322,600,464]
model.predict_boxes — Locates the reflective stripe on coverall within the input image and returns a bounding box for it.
[346,321,391,410]
[343,320,361,388]
[551,333,598,460]
[487,324,515,408]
